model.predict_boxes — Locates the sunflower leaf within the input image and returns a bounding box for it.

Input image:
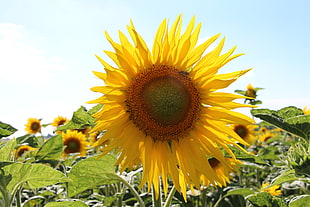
[246,192,286,207]
[227,145,266,164]
[3,163,68,193]
[289,195,310,207]
[57,106,97,131]
[35,134,63,161]
[251,107,310,139]
[225,188,255,198]
[44,201,88,207]
[67,154,120,197]
[0,139,16,162]
[0,121,17,138]
[270,169,298,187]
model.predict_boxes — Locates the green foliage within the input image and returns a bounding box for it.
[0,139,16,161]
[57,105,101,131]
[67,154,121,197]
[0,121,17,138]
[44,201,88,207]
[246,192,287,207]
[2,163,68,192]
[35,134,63,161]
[271,169,298,186]
[251,106,310,139]
[289,195,310,207]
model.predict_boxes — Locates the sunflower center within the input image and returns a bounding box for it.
[31,122,40,131]
[126,65,200,141]
[234,125,248,139]
[142,77,190,125]
[64,138,81,153]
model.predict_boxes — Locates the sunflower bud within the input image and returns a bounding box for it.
[287,140,310,176]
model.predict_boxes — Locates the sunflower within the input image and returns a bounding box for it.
[62,130,88,157]
[51,116,69,128]
[89,15,254,198]
[303,106,310,115]
[232,124,258,145]
[24,118,41,134]
[245,83,256,99]
[16,145,37,158]
[260,182,282,196]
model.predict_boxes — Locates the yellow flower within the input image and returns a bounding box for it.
[89,15,253,198]
[303,106,310,115]
[51,116,69,128]
[62,130,88,157]
[232,124,258,145]
[24,118,41,134]
[16,145,37,158]
[245,84,256,98]
[261,182,282,196]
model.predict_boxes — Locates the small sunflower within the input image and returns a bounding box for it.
[245,84,256,98]
[260,182,282,196]
[89,15,254,198]
[62,130,88,157]
[51,116,69,128]
[16,145,37,158]
[232,124,258,145]
[24,118,41,134]
[303,106,310,115]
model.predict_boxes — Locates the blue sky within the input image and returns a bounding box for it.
[1,0,310,136]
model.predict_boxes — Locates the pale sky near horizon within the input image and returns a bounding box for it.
[1,0,310,137]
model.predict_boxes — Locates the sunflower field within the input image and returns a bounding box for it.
[1,15,310,207]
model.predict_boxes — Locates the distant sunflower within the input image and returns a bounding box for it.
[16,145,37,158]
[24,118,41,134]
[303,106,310,115]
[232,124,257,145]
[89,15,254,198]
[245,84,256,98]
[62,130,88,157]
[51,116,69,128]
[261,182,282,196]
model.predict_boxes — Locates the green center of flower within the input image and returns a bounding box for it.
[126,65,201,141]
[142,77,190,125]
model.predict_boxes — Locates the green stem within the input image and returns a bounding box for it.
[118,176,145,207]
[152,184,162,207]
[0,186,10,207]
[163,186,176,207]
[15,188,21,207]
[201,188,207,207]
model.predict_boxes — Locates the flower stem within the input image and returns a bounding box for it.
[163,186,176,207]
[118,176,145,207]
[152,184,162,207]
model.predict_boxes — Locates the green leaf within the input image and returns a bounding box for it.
[225,188,255,198]
[88,103,103,115]
[271,169,298,186]
[0,139,16,161]
[251,107,310,139]
[289,195,310,207]
[57,106,97,131]
[227,145,266,164]
[16,134,39,147]
[3,163,69,193]
[234,89,246,95]
[246,192,286,207]
[35,134,63,160]
[0,121,17,138]
[44,201,88,207]
[67,154,120,197]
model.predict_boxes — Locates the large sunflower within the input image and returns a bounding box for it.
[89,15,253,197]
[24,118,41,134]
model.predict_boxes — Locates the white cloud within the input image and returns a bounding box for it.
[0,23,67,84]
